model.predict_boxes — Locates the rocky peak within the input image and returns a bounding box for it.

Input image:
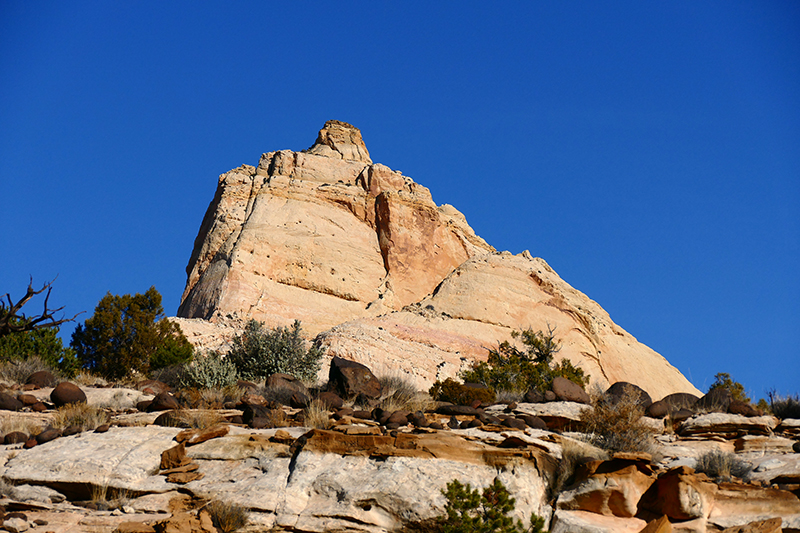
[305,119,372,163]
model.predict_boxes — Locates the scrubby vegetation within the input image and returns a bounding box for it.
[429,378,496,406]
[695,450,752,482]
[0,355,60,385]
[180,351,238,390]
[71,287,193,380]
[378,374,435,413]
[708,372,750,403]
[206,500,249,533]
[580,384,655,454]
[460,327,588,396]
[769,391,800,419]
[226,320,322,382]
[51,403,109,431]
[427,477,545,533]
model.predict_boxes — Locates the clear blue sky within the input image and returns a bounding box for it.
[2,2,798,399]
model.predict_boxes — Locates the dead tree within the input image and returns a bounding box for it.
[0,278,82,337]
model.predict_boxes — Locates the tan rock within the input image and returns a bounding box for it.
[306,120,372,163]
[638,466,718,520]
[557,460,655,517]
[640,515,672,533]
[161,442,191,470]
[719,517,782,533]
[679,414,779,438]
[550,509,647,533]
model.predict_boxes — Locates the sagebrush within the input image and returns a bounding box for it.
[180,351,238,390]
[695,450,752,482]
[227,320,322,382]
[580,384,655,454]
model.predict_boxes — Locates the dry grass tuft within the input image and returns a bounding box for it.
[551,438,609,498]
[303,399,332,429]
[376,374,435,413]
[173,409,225,430]
[0,416,46,437]
[695,451,752,482]
[180,385,244,409]
[72,370,108,388]
[580,384,657,454]
[207,500,249,533]
[51,403,109,431]
[0,356,59,385]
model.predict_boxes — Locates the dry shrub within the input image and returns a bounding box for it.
[580,384,656,454]
[551,438,609,498]
[207,500,249,533]
[0,479,18,499]
[0,355,59,385]
[173,409,225,430]
[72,370,108,388]
[769,391,800,420]
[180,385,244,409]
[695,451,752,482]
[51,403,109,431]
[377,374,435,413]
[260,384,296,406]
[0,417,45,436]
[303,399,332,429]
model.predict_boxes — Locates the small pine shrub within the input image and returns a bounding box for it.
[708,372,750,403]
[460,327,588,395]
[227,320,322,382]
[429,378,496,406]
[180,351,238,390]
[580,384,655,454]
[432,477,545,533]
[768,391,800,419]
[206,500,249,533]
[695,450,752,482]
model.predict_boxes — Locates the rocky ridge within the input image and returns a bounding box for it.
[175,121,698,399]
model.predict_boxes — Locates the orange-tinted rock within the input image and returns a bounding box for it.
[719,518,782,533]
[639,466,718,520]
[640,515,672,533]
[160,442,191,470]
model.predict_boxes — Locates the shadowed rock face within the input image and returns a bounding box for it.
[175,121,701,400]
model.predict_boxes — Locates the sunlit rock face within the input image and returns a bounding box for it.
[176,121,700,399]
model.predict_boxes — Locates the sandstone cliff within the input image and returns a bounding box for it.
[176,121,700,399]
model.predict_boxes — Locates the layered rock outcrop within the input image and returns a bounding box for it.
[176,121,700,399]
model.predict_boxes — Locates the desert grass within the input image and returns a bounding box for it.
[580,384,657,454]
[51,403,109,431]
[173,409,225,430]
[551,438,609,498]
[495,389,524,404]
[769,391,800,420]
[695,451,752,482]
[207,500,249,533]
[72,370,108,388]
[0,478,18,499]
[180,385,244,409]
[303,399,332,430]
[0,416,46,437]
[0,356,59,385]
[376,373,436,413]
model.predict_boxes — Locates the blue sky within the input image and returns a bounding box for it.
[2,2,798,399]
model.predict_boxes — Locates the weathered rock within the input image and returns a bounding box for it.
[0,392,23,411]
[161,442,191,470]
[316,391,344,410]
[550,509,646,533]
[147,392,180,412]
[328,357,382,400]
[489,401,590,431]
[50,382,86,407]
[605,382,652,410]
[136,380,171,395]
[115,522,157,533]
[707,482,800,526]
[557,457,655,518]
[718,518,782,533]
[638,466,718,520]
[175,425,229,446]
[3,517,29,533]
[647,401,669,419]
[727,400,760,417]
[25,371,57,389]
[267,373,309,396]
[524,389,545,403]
[35,428,61,444]
[5,431,28,444]
[794,441,800,454]
[696,388,732,413]
[552,377,590,404]
[659,392,700,412]
[174,124,699,401]
[435,404,480,416]
[640,515,672,533]
[679,414,779,438]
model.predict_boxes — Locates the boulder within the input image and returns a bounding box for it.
[147,392,180,412]
[0,392,23,411]
[660,392,700,412]
[719,518,782,533]
[17,394,38,406]
[552,377,590,404]
[727,400,760,417]
[640,515,672,533]
[646,401,669,419]
[524,389,545,403]
[328,356,382,400]
[316,391,344,410]
[50,382,86,407]
[638,466,718,520]
[696,388,732,413]
[605,382,652,410]
[35,428,61,444]
[25,370,57,388]
[267,373,309,396]
[4,431,27,444]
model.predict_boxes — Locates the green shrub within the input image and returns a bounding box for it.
[179,351,238,390]
[695,450,752,482]
[71,287,193,380]
[429,378,496,406]
[0,322,80,377]
[432,477,545,533]
[226,320,322,382]
[580,384,655,454]
[708,372,750,403]
[461,327,588,395]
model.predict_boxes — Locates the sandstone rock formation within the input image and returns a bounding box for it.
[176,121,700,399]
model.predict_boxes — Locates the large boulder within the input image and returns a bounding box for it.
[50,382,86,407]
[605,382,652,410]
[147,392,181,412]
[25,370,57,388]
[328,357,382,400]
[696,388,732,413]
[0,392,23,411]
[552,377,590,404]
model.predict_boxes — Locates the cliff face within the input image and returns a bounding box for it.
[177,121,700,399]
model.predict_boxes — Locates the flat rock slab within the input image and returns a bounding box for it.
[550,509,646,533]
[27,387,153,410]
[2,426,181,498]
[679,414,779,438]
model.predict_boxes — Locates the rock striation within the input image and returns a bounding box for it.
[176,121,700,399]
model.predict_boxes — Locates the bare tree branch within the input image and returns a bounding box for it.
[0,277,83,337]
